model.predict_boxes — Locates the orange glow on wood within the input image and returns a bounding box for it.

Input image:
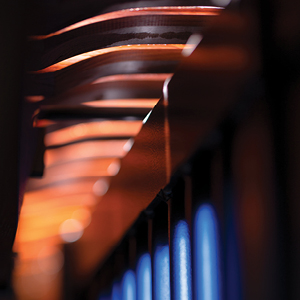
[22,193,95,214]
[29,157,119,188]
[33,44,187,73]
[45,139,129,167]
[19,204,83,228]
[34,119,56,127]
[25,95,45,102]
[16,180,99,244]
[25,177,97,195]
[14,237,60,263]
[82,98,159,109]
[91,73,172,84]
[17,206,84,243]
[30,6,222,40]
[44,120,142,147]
[186,45,250,70]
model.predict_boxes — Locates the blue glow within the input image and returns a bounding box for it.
[122,270,136,300]
[172,220,192,300]
[154,245,170,300]
[112,281,121,300]
[136,253,152,300]
[194,204,221,300]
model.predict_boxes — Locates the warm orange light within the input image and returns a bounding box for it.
[13,245,64,278]
[92,178,109,197]
[33,119,56,128]
[17,205,84,243]
[21,193,95,215]
[72,208,92,228]
[44,120,142,147]
[30,6,222,40]
[25,95,45,102]
[186,46,249,70]
[59,219,84,243]
[14,235,58,257]
[45,139,129,167]
[33,44,187,73]
[106,160,121,176]
[92,73,172,84]
[25,178,97,199]
[82,98,159,109]
[28,158,120,188]
[36,246,64,275]
[20,204,85,224]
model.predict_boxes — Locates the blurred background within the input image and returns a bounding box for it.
[1,0,300,299]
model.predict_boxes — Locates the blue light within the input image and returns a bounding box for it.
[194,204,221,300]
[122,270,136,300]
[172,220,192,300]
[154,245,170,300]
[136,253,152,300]
[112,281,121,300]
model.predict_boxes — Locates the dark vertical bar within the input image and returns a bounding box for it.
[184,175,193,228]
[230,105,280,300]
[136,215,151,300]
[112,238,129,300]
[169,177,192,300]
[121,232,137,300]
[191,150,214,208]
[191,150,213,300]
[91,256,114,300]
[0,0,25,297]
[152,201,170,300]
[221,121,242,300]
[128,232,137,271]
[148,218,153,258]
[136,218,149,260]
[191,149,223,300]
[286,79,300,299]
[63,243,77,300]
[83,237,129,300]
[170,177,184,300]
[29,127,46,177]
[257,0,300,297]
